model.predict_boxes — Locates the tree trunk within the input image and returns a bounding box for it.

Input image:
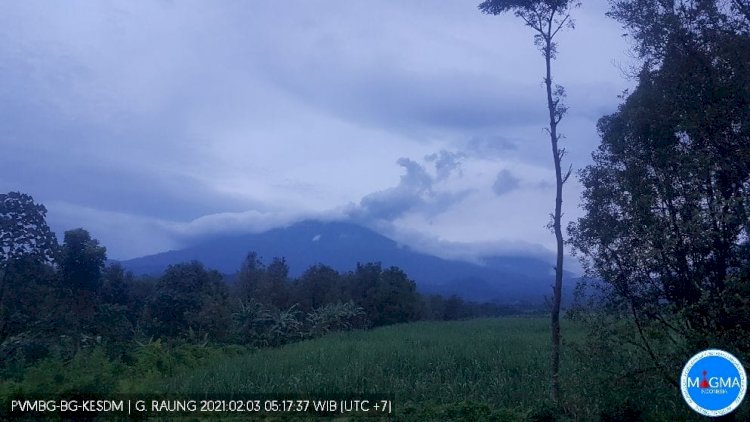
[544,41,565,405]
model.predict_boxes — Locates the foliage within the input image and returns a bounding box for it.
[306,301,367,336]
[345,263,421,327]
[100,262,132,306]
[608,0,750,67]
[0,257,59,344]
[294,264,341,311]
[230,299,306,347]
[90,303,133,358]
[230,298,271,345]
[58,228,108,336]
[158,318,713,420]
[146,261,230,341]
[400,401,526,422]
[59,228,107,292]
[263,305,303,347]
[162,318,562,401]
[566,7,750,421]
[265,257,291,308]
[16,347,120,398]
[422,294,515,320]
[0,192,58,265]
[569,0,750,387]
[479,0,580,56]
[0,192,60,345]
[236,254,292,308]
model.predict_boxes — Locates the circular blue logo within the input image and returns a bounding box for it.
[681,349,747,417]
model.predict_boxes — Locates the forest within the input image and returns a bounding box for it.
[0,190,527,406]
[0,191,516,361]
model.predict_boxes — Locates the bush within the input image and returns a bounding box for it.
[231,300,308,347]
[306,301,367,336]
[18,347,120,397]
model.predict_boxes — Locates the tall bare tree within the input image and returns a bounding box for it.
[478,0,579,403]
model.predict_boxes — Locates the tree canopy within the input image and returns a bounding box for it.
[0,192,58,265]
[479,0,579,55]
[570,0,750,382]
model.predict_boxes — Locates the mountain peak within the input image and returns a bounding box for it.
[120,219,557,304]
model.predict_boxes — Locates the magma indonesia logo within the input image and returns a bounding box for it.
[681,349,747,417]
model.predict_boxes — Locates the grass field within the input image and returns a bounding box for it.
[148,317,713,421]
[162,318,561,408]
[6,317,733,420]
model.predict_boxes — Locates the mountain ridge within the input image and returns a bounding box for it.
[120,220,569,304]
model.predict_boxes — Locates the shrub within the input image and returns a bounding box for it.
[306,301,367,337]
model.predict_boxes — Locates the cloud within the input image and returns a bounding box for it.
[425,150,465,181]
[349,152,471,223]
[0,1,636,262]
[492,169,521,196]
[45,202,178,260]
[261,65,542,137]
[464,135,517,157]
[46,201,347,260]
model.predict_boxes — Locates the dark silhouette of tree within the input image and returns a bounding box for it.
[443,295,468,321]
[147,261,229,340]
[0,192,59,264]
[478,0,579,403]
[344,263,419,327]
[235,253,292,308]
[126,275,156,325]
[0,256,59,347]
[60,229,107,292]
[0,192,59,344]
[237,252,266,302]
[571,0,750,385]
[371,267,420,326]
[59,229,107,339]
[101,263,132,306]
[266,257,290,308]
[344,262,381,322]
[295,264,341,311]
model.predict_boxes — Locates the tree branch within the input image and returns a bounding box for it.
[551,14,571,39]
[518,13,535,29]
[562,164,573,185]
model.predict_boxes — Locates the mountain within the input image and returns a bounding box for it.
[120,220,568,304]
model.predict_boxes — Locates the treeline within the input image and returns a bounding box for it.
[0,192,512,375]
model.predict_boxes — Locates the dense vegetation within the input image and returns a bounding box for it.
[4,317,741,421]
[0,192,520,413]
[568,0,750,407]
[159,318,582,421]
[164,317,747,421]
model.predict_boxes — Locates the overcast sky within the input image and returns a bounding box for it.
[0,1,635,262]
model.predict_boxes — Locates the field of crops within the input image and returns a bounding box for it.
[154,317,713,421]
[5,317,735,420]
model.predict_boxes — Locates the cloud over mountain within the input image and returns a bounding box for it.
[0,1,634,260]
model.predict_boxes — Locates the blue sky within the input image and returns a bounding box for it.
[0,1,635,261]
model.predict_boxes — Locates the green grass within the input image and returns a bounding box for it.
[153,317,735,421]
[156,318,586,420]
[166,318,556,398]
[5,317,735,420]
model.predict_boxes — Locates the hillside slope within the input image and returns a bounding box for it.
[121,221,568,303]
